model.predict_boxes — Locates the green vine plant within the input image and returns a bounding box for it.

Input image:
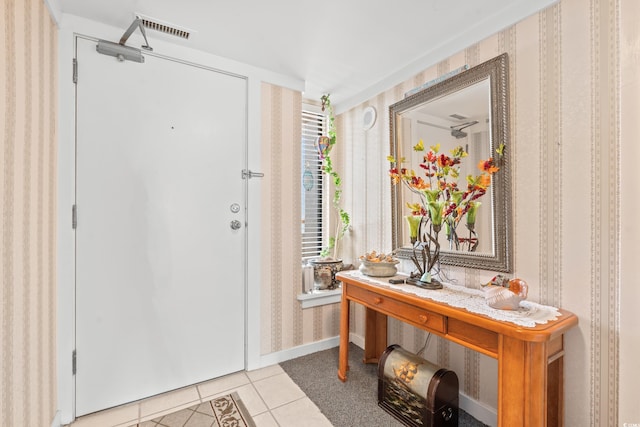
[319,94,350,260]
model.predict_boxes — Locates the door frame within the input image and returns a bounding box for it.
[55,26,293,423]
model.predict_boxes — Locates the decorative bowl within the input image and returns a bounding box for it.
[482,277,528,310]
[359,259,399,277]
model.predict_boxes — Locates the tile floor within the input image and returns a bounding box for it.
[68,365,333,427]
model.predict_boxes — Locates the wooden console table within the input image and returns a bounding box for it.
[336,271,578,427]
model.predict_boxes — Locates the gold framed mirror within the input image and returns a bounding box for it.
[389,53,512,272]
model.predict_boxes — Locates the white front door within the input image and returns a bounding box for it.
[74,36,247,416]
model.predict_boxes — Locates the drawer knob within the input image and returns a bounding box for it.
[373,297,383,305]
[418,314,429,323]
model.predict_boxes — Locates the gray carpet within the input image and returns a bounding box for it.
[280,343,488,427]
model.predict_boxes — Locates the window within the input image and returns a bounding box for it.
[301,105,326,260]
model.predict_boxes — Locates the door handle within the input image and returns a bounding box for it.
[242,169,264,179]
[230,220,242,230]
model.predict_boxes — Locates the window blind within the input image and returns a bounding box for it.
[301,107,326,260]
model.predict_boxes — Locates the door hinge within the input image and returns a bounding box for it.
[72,350,77,375]
[73,59,78,84]
[72,204,77,229]
[242,169,264,179]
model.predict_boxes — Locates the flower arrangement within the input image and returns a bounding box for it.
[388,140,503,288]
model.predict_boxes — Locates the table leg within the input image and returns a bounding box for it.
[546,337,565,427]
[498,335,548,426]
[338,291,350,382]
[363,307,387,364]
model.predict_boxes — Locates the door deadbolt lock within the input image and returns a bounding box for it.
[230,203,241,213]
[230,220,242,230]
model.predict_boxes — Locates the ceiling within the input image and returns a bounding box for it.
[56,0,557,112]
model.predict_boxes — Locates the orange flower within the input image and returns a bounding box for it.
[478,158,500,174]
[410,176,430,190]
[477,174,491,189]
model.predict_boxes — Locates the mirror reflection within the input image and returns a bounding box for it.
[390,53,512,272]
[395,78,494,255]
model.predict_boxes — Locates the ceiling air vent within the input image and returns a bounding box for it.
[136,13,192,40]
[449,113,468,120]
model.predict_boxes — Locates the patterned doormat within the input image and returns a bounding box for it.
[210,392,255,427]
[144,392,256,427]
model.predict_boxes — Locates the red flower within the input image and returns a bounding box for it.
[470,190,486,201]
[437,154,452,167]
[444,203,457,217]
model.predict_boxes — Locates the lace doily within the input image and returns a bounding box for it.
[340,270,561,328]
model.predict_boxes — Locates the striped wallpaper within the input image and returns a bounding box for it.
[260,0,634,424]
[259,82,347,355]
[259,83,343,354]
[1,0,58,426]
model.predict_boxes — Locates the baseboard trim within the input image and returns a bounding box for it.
[252,336,340,369]
[50,411,62,427]
[253,334,365,370]
[459,392,497,426]
[349,332,365,349]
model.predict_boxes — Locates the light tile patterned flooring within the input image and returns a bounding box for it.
[68,365,333,427]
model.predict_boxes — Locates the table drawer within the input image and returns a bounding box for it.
[448,318,498,356]
[348,285,445,333]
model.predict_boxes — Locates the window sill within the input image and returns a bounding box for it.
[297,288,342,309]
